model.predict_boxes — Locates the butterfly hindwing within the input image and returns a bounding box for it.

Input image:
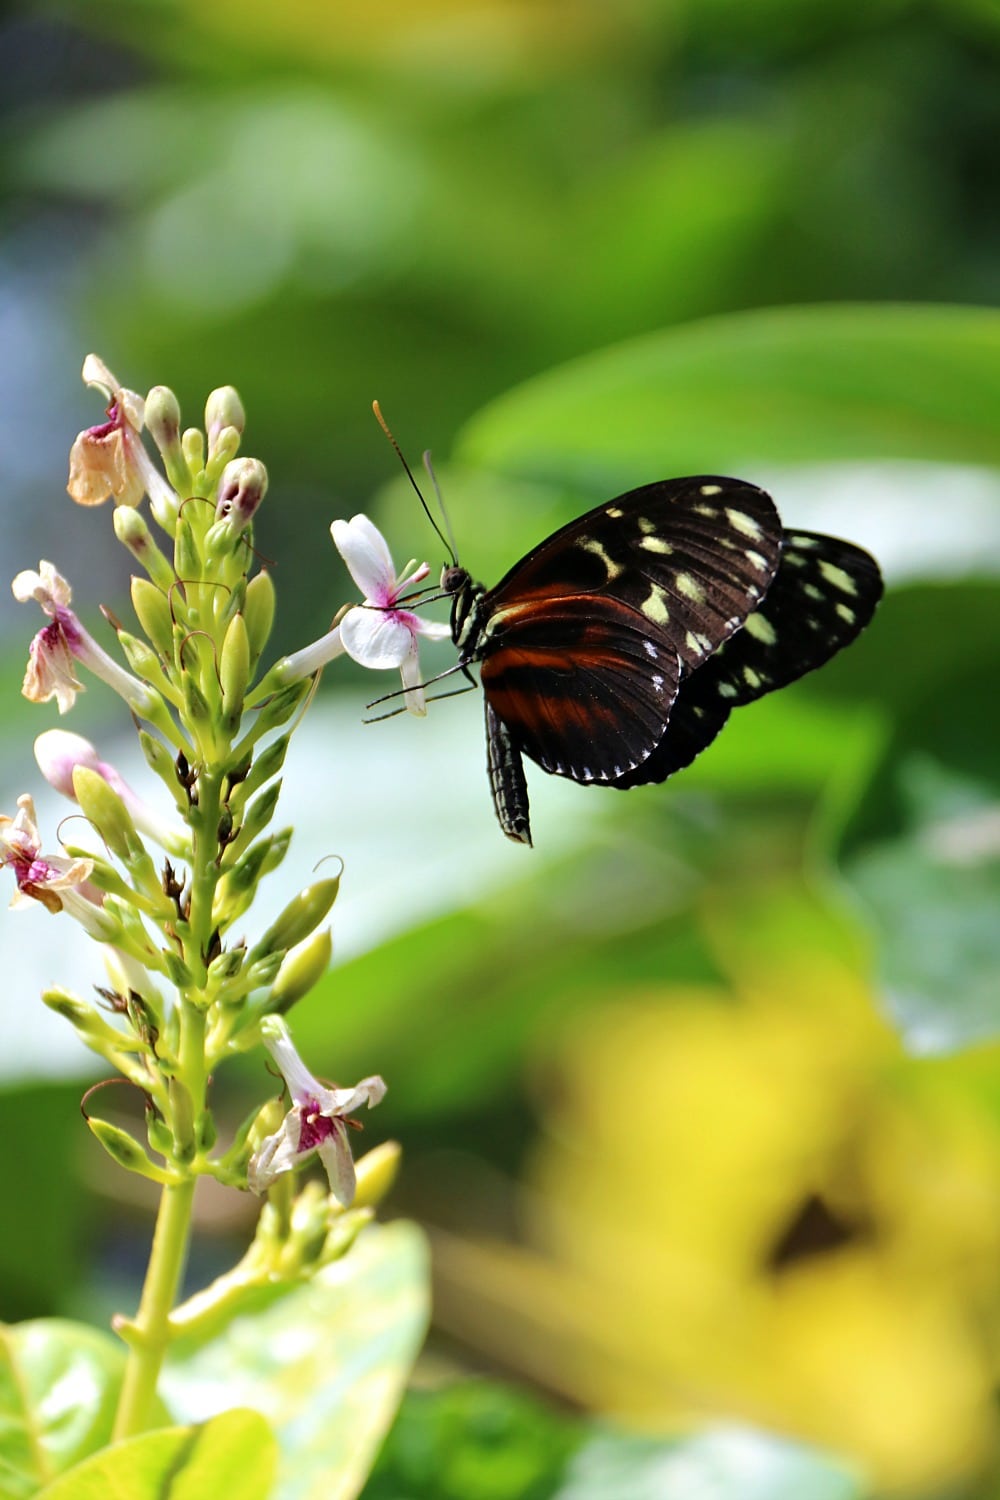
[478,593,680,782]
[610,529,884,787]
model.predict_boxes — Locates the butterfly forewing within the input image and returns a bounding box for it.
[610,529,884,787]
[481,477,784,676]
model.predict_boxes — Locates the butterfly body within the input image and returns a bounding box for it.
[441,476,882,845]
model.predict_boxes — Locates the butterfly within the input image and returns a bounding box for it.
[439,475,883,845]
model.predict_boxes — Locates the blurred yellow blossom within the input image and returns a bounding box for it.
[433,890,1000,1495]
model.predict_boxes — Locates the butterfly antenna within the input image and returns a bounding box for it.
[422,449,460,565]
[372,400,456,564]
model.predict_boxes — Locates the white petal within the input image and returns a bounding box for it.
[260,1017,326,1104]
[398,642,427,716]
[247,1114,303,1193]
[340,606,413,669]
[331,514,395,603]
[81,353,119,398]
[413,618,452,642]
[317,1122,357,1206]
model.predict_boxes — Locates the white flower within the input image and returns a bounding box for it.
[247,1016,386,1206]
[332,514,451,715]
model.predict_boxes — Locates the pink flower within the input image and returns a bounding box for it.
[13,562,154,716]
[331,514,450,715]
[67,355,148,508]
[247,1017,386,1206]
[0,794,110,938]
[67,355,179,526]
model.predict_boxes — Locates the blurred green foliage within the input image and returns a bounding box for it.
[3,0,1000,1496]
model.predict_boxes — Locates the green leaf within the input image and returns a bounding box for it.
[33,1409,276,1500]
[833,584,1000,1052]
[162,1223,429,1500]
[0,1320,125,1500]
[457,304,1000,490]
[556,1427,865,1500]
[0,1086,90,1319]
[362,1381,580,1500]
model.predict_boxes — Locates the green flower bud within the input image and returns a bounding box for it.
[161,949,194,989]
[208,947,245,985]
[254,680,311,737]
[196,1109,217,1152]
[206,384,244,440]
[87,1116,175,1183]
[146,1112,174,1159]
[268,927,332,1014]
[116,630,178,702]
[145,385,189,494]
[205,426,241,478]
[130,578,174,658]
[181,426,206,481]
[247,1096,286,1155]
[139,731,189,812]
[174,515,201,589]
[220,836,272,898]
[352,1141,401,1210]
[245,951,284,990]
[73,765,143,864]
[223,780,282,864]
[113,506,176,592]
[244,571,276,664]
[181,670,215,728]
[321,1207,372,1265]
[43,987,147,1058]
[252,877,341,962]
[259,827,292,876]
[229,733,288,814]
[221,612,251,719]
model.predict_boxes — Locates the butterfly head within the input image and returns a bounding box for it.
[441,562,485,652]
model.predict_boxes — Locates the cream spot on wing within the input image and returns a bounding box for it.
[835,602,856,623]
[803,583,823,601]
[579,537,623,579]
[788,534,818,549]
[726,508,762,539]
[638,516,656,535]
[700,483,723,496]
[743,612,777,645]
[642,584,670,624]
[819,560,858,595]
[718,682,738,699]
[745,550,769,573]
[743,666,762,688]
[606,505,624,518]
[674,572,705,603]
[694,503,718,517]
[640,535,673,554]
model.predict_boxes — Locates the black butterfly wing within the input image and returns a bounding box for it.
[478,593,681,782]
[481,477,784,676]
[610,530,884,787]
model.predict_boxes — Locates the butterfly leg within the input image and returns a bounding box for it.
[485,700,532,846]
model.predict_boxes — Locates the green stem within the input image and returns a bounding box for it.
[112,1175,196,1439]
